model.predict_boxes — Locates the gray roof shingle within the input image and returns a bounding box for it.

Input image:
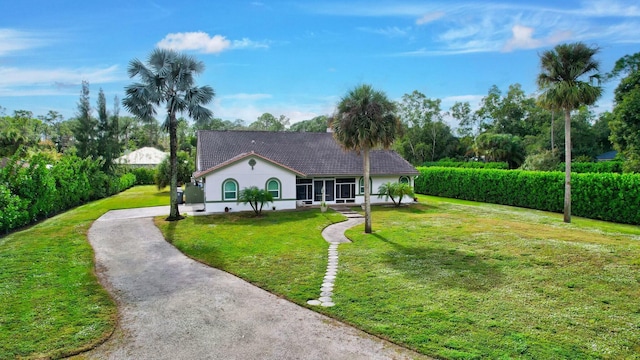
[196,130,418,177]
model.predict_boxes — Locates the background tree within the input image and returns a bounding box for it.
[289,115,329,132]
[123,48,214,221]
[537,42,602,223]
[396,90,459,164]
[155,150,194,189]
[74,81,99,159]
[249,112,289,131]
[475,133,525,169]
[331,84,401,233]
[96,89,121,173]
[608,52,640,173]
[0,111,42,156]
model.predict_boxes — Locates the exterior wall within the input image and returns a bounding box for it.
[358,175,416,205]
[202,162,416,213]
[202,156,297,213]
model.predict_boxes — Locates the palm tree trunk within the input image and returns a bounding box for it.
[363,148,372,233]
[563,108,571,223]
[167,112,182,221]
[550,111,555,151]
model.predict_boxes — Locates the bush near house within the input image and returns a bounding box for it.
[415,167,640,224]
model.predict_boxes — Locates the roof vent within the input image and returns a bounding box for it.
[251,140,255,144]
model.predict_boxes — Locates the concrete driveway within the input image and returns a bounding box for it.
[84,207,426,359]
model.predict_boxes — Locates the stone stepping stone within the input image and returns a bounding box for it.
[307,299,321,306]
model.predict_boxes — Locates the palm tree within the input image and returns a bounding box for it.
[123,49,214,221]
[537,42,602,223]
[331,84,401,233]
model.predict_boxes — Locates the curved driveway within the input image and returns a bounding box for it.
[85,207,426,359]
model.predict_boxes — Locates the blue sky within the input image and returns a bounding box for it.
[1,0,639,126]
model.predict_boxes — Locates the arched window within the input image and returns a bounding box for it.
[359,177,372,194]
[223,179,238,200]
[399,176,410,185]
[266,178,281,199]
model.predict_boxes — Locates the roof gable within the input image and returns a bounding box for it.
[196,130,418,177]
[194,151,305,179]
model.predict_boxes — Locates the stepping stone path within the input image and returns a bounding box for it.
[307,207,364,307]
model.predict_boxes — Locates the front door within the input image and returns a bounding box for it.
[314,180,334,202]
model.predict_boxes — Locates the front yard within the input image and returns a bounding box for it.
[0,186,169,359]
[158,196,640,359]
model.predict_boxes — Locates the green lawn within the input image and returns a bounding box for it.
[158,196,640,359]
[156,209,345,302]
[0,186,169,359]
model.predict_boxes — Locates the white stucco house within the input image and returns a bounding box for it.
[193,130,419,213]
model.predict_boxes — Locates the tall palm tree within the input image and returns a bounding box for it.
[331,84,401,233]
[537,42,602,223]
[123,49,214,220]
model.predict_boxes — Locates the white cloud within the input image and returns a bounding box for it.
[502,25,572,52]
[576,0,640,17]
[0,28,50,56]
[358,26,411,37]
[0,65,121,88]
[157,32,269,53]
[232,38,269,49]
[416,11,445,25]
[157,32,231,53]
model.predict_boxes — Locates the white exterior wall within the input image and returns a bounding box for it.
[202,156,297,213]
[356,175,416,205]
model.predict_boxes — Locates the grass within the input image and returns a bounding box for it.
[155,209,345,302]
[159,195,640,359]
[0,186,169,359]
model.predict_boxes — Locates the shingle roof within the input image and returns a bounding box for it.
[116,147,168,165]
[196,130,418,177]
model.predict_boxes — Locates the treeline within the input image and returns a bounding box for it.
[0,152,136,233]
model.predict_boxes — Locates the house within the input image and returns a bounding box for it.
[193,130,419,213]
[595,150,618,162]
[116,147,168,167]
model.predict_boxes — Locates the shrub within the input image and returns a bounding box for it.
[556,161,624,174]
[415,167,640,224]
[378,182,415,207]
[520,150,560,171]
[237,186,273,215]
[0,152,140,234]
[155,151,194,189]
[130,167,156,185]
[0,184,30,233]
[422,161,509,169]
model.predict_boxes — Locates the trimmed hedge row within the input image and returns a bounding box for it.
[557,161,624,174]
[415,167,640,225]
[422,161,509,169]
[1,154,137,233]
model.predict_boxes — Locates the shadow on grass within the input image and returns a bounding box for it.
[371,233,504,292]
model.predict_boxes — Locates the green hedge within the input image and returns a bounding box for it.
[0,154,137,234]
[130,167,156,185]
[415,167,640,225]
[557,161,624,174]
[422,161,509,169]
